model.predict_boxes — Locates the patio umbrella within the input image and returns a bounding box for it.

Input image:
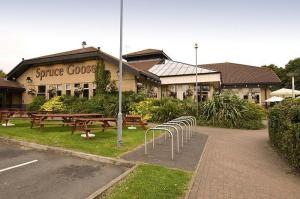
[270,88,300,98]
[265,96,284,102]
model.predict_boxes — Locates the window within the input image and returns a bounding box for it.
[254,94,260,104]
[74,83,81,98]
[57,84,62,96]
[93,83,97,96]
[48,85,56,99]
[167,85,177,98]
[197,85,210,102]
[83,83,89,98]
[65,84,71,96]
[37,85,46,97]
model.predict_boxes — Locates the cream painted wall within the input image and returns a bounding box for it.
[160,73,221,85]
[17,59,137,104]
[222,87,272,105]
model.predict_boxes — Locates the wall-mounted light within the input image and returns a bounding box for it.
[26,77,32,83]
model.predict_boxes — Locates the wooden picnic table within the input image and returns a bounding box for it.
[30,113,104,130]
[0,110,31,126]
[71,117,117,139]
[123,115,148,129]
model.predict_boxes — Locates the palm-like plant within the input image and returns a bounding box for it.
[202,92,249,127]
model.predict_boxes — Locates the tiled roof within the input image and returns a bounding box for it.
[6,47,160,82]
[123,49,163,57]
[127,59,163,72]
[123,49,172,60]
[0,78,24,89]
[201,62,281,85]
[29,47,98,60]
[149,60,218,77]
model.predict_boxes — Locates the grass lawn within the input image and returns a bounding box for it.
[103,164,191,199]
[0,119,152,157]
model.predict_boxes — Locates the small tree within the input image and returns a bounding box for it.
[0,69,6,78]
[95,59,111,95]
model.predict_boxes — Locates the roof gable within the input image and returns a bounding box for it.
[123,49,172,61]
[6,47,160,82]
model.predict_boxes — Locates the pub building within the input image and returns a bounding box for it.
[2,47,160,109]
[1,46,281,109]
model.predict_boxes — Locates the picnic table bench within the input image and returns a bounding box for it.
[0,110,32,126]
[71,117,117,139]
[30,113,104,130]
[123,115,147,129]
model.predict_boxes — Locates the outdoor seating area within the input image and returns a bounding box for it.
[0,110,149,141]
[29,113,104,130]
[71,117,117,139]
[123,115,148,129]
[0,110,32,127]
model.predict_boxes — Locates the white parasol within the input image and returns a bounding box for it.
[265,96,284,102]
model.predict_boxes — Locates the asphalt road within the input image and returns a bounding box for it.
[0,141,128,199]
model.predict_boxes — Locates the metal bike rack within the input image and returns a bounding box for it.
[156,124,180,152]
[172,118,193,140]
[179,116,196,137]
[165,121,185,146]
[145,127,174,160]
[144,116,197,161]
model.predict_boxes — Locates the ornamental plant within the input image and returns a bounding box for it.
[27,96,46,111]
[129,99,157,121]
[41,96,67,113]
[199,92,265,129]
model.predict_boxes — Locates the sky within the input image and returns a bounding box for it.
[0,0,300,73]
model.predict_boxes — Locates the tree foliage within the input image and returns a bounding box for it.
[95,59,111,94]
[262,57,300,90]
[0,69,6,78]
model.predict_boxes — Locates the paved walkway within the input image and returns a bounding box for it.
[188,126,300,199]
[121,132,207,171]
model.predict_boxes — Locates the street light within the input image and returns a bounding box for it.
[117,0,123,147]
[194,43,199,116]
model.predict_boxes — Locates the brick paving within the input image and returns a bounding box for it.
[188,126,300,199]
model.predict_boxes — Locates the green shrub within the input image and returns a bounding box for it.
[41,96,67,112]
[60,95,88,113]
[129,99,157,121]
[130,98,196,123]
[151,98,183,122]
[26,96,46,111]
[269,98,300,171]
[59,92,145,116]
[199,92,265,129]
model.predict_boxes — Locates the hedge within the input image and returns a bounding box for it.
[268,98,300,171]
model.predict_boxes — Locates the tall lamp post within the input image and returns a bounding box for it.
[194,43,199,116]
[117,0,124,147]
